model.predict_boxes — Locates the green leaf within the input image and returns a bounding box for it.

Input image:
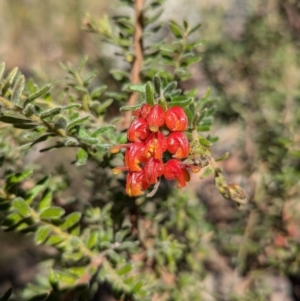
[76,148,88,166]
[35,225,52,244]
[87,231,99,249]
[2,212,23,228]
[49,269,59,288]
[83,70,98,86]
[27,176,50,204]
[132,281,143,293]
[30,134,55,147]
[91,125,115,137]
[188,23,201,36]
[66,115,90,131]
[46,235,64,246]
[169,97,193,107]
[64,137,79,146]
[12,197,31,218]
[60,212,82,230]
[159,45,175,52]
[91,86,107,99]
[0,287,13,301]
[40,206,65,219]
[78,55,88,72]
[199,137,212,147]
[119,104,142,112]
[126,84,145,93]
[169,20,183,38]
[24,84,50,106]
[215,152,230,162]
[145,9,163,26]
[153,75,162,96]
[13,123,37,129]
[164,81,177,93]
[197,125,210,132]
[110,70,129,81]
[182,55,201,66]
[2,67,18,96]
[0,115,33,124]
[11,75,25,104]
[117,264,132,276]
[53,270,77,287]
[38,188,52,211]
[6,169,33,185]
[145,82,155,105]
[39,143,64,152]
[61,103,82,111]
[28,293,49,301]
[97,98,113,114]
[200,167,214,179]
[40,107,61,119]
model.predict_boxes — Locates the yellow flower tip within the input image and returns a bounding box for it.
[112,167,122,175]
[149,126,159,132]
[190,165,201,173]
[110,145,121,154]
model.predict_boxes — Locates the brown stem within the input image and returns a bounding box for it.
[122,0,144,129]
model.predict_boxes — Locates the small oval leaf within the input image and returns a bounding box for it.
[12,198,31,218]
[40,206,65,219]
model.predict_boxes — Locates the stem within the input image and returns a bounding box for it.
[0,95,94,154]
[0,96,67,138]
[123,0,144,129]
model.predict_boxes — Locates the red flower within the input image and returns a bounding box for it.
[164,159,190,188]
[144,132,168,160]
[165,106,188,131]
[146,104,165,132]
[124,142,147,171]
[126,171,149,197]
[167,132,190,159]
[134,104,152,119]
[144,157,164,184]
[127,118,150,142]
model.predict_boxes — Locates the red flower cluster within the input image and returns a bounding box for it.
[111,104,195,197]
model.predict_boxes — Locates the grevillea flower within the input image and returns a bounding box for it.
[164,159,190,188]
[144,132,167,160]
[165,106,188,131]
[134,104,152,119]
[124,142,147,171]
[144,157,164,184]
[167,131,190,159]
[111,98,196,197]
[127,118,150,142]
[126,171,149,197]
[146,104,165,132]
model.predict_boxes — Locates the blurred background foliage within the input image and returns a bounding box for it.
[1,0,300,300]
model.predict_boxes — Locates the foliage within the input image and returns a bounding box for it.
[2,0,300,300]
[0,1,248,300]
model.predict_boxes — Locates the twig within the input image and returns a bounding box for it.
[123,0,144,129]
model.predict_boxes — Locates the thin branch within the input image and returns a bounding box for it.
[123,0,144,129]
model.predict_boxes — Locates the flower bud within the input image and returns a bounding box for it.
[124,142,147,172]
[167,132,190,159]
[126,171,149,197]
[164,159,190,188]
[144,132,167,160]
[144,157,164,184]
[146,104,165,132]
[127,118,150,142]
[133,104,152,119]
[165,106,188,131]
